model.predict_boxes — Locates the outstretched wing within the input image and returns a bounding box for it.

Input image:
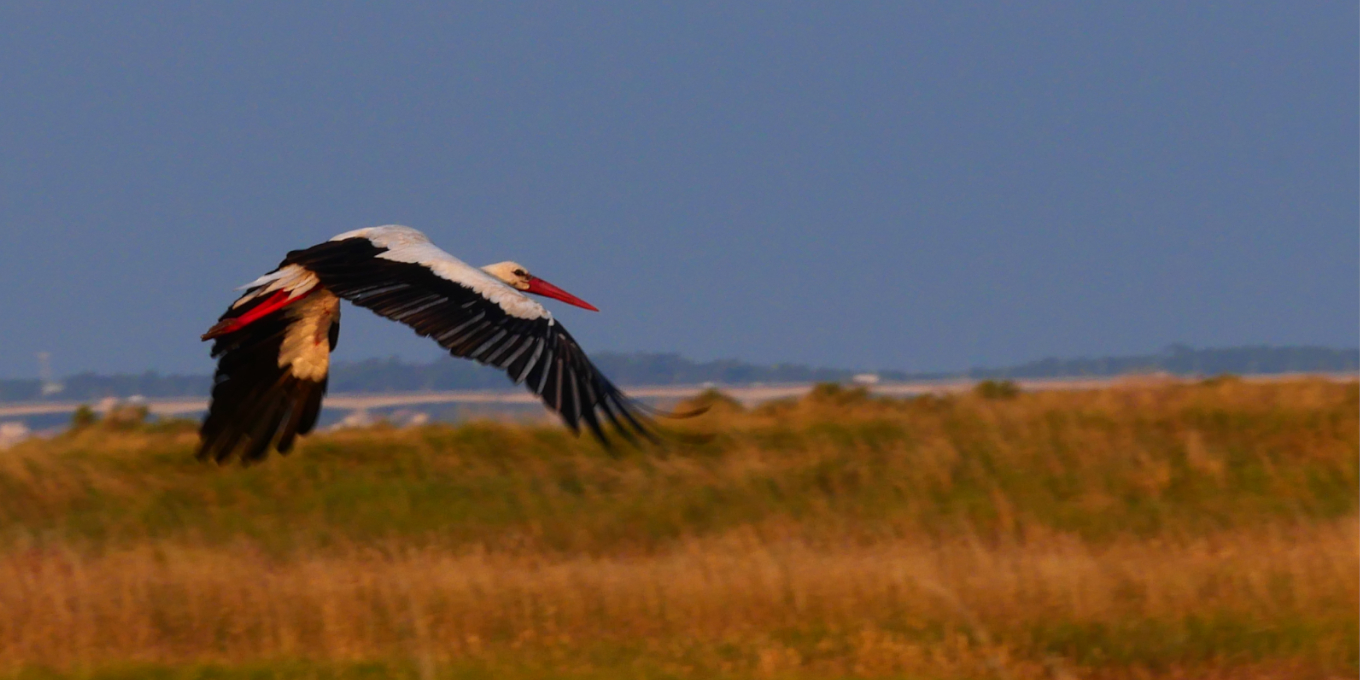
[198,269,340,465]
[283,226,655,446]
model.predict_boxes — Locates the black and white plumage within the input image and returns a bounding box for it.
[199,225,654,464]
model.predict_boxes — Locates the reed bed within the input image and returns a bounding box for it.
[0,377,1355,678]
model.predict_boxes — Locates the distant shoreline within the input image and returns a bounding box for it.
[2,371,1354,420]
[1,344,1356,403]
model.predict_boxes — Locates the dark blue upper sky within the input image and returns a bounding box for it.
[1,2,1355,378]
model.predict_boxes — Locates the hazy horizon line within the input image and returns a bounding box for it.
[4,343,1356,382]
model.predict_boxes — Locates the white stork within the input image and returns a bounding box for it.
[199,225,658,464]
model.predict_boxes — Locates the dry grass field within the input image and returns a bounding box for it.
[0,377,1355,679]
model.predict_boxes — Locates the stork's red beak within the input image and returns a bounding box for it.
[524,276,599,312]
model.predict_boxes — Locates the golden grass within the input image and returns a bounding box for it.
[3,519,1354,677]
[0,377,1355,678]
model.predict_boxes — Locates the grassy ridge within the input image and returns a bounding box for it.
[2,378,1353,552]
[0,378,1356,678]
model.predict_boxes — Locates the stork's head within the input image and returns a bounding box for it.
[482,261,599,312]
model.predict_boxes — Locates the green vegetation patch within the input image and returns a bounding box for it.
[0,380,1355,554]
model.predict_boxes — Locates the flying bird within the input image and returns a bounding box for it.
[199,225,657,464]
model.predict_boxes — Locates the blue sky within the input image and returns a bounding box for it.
[1,2,1355,378]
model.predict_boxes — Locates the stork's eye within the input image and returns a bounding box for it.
[514,269,527,277]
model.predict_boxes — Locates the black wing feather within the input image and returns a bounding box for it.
[198,289,339,464]
[285,237,656,447]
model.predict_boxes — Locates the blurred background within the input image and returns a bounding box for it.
[1,2,1355,379]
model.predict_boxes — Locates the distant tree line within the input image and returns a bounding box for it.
[964,344,1359,379]
[0,345,1354,402]
[0,371,213,403]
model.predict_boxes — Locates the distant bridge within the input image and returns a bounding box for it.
[0,373,1352,421]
